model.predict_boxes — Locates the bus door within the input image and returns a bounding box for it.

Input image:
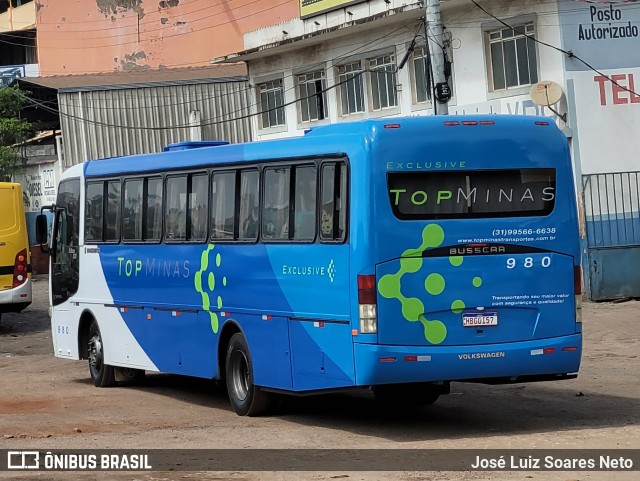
[375,168,578,347]
[50,179,81,356]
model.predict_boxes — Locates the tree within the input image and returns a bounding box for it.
[0,86,32,182]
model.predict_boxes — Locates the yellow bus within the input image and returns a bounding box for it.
[0,182,32,323]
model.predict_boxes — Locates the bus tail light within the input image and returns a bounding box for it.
[13,249,28,288]
[358,274,378,334]
[574,265,583,323]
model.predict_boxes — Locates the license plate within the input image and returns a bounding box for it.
[462,312,498,327]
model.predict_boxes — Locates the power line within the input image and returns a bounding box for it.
[468,0,640,98]
[20,68,394,131]
[49,21,420,111]
[10,20,421,131]
[33,20,419,126]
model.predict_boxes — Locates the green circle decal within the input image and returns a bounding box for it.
[423,224,445,248]
[420,316,447,345]
[425,273,445,296]
[375,224,484,345]
[449,256,463,267]
[451,299,465,314]
[194,244,226,334]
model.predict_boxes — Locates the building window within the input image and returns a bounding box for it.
[258,79,285,129]
[297,71,327,123]
[368,54,397,110]
[488,23,538,91]
[412,46,430,103]
[337,61,365,116]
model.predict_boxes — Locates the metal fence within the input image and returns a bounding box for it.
[582,171,640,248]
[58,80,253,167]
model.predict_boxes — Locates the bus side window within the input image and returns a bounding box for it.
[238,170,259,241]
[85,182,104,242]
[123,178,143,241]
[262,167,290,241]
[145,177,163,242]
[105,180,121,242]
[189,174,208,242]
[211,171,236,240]
[320,162,347,242]
[165,175,187,241]
[293,165,317,241]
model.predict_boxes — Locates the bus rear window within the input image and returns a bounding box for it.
[388,169,556,219]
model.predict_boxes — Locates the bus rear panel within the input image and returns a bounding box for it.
[352,116,581,386]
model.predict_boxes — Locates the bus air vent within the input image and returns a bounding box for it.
[163,141,229,152]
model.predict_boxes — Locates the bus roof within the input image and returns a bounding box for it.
[83,115,561,178]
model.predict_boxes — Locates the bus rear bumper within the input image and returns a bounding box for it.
[0,279,32,312]
[353,334,582,386]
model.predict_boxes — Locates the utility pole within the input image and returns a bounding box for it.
[425,0,450,115]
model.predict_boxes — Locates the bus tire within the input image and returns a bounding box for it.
[88,320,115,387]
[373,383,440,407]
[225,333,271,416]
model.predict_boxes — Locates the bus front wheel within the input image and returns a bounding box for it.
[88,320,115,387]
[225,333,271,416]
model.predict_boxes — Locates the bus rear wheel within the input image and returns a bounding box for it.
[88,320,115,387]
[225,333,271,416]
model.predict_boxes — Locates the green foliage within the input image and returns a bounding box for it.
[0,117,31,144]
[0,86,27,118]
[0,146,23,182]
[0,86,32,181]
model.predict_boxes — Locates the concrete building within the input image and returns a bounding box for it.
[210,0,640,300]
[34,0,300,76]
[18,64,253,165]
[0,0,38,84]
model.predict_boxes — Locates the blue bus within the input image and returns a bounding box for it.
[38,115,582,416]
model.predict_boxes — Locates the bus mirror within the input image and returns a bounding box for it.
[35,214,49,247]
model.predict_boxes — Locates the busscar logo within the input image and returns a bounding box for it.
[450,246,506,255]
[7,451,39,470]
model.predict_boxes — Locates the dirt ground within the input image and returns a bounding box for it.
[0,277,638,481]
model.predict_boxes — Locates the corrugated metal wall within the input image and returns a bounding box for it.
[58,80,253,167]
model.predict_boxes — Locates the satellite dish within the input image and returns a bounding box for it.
[530,81,563,107]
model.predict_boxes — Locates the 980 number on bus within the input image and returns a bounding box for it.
[506,256,552,269]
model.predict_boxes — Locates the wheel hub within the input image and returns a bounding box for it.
[89,335,103,370]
